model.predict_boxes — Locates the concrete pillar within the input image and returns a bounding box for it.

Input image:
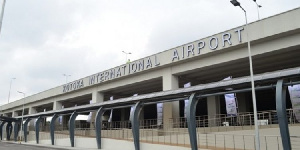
[91,91,104,128]
[29,107,37,114]
[12,111,19,137]
[28,107,37,130]
[29,107,38,130]
[92,91,104,103]
[163,70,179,129]
[207,96,220,127]
[53,101,62,111]
[12,111,19,117]
[52,101,63,127]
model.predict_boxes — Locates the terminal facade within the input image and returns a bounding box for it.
[1,7,300,150]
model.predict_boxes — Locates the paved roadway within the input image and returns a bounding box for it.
[0,142,70,150]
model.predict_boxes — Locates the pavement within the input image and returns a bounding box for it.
[0,141,73,150]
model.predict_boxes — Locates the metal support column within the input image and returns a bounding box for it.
[69,111,78,147]
[13,121,20,142]
[276,79,291,150]
[50,114,59,145]
[130,102,143,150]
[6,121,12,140]
[0,121,5,140]
[35,116,43,144]
[95,107,105,149]
[23,118,31,142]
[187,93,199,150]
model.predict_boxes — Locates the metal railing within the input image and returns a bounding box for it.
[170,109,298,131]
[22,128,300,150]
[19,109,298,137]
[4,108,299,149]
[137,130,300,150]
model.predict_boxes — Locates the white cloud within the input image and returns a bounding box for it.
[0,0,299,105]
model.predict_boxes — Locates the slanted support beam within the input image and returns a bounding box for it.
[276,79,291,150]
[35,116,43,144]
[6,122,12,141]
[69,111,78,147]
[50,114,59,145]
[13,121,20,142]
[187,93,199,150]
[24,118,31,142]
[130,102,143,150]
[0,121,5,140]
[95,107,105,149]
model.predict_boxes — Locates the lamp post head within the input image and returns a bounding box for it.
[122,51,132,54]
[17,91,24,94]
[230,0,240,6]
[17,91,26,97]
[253,0,262,7]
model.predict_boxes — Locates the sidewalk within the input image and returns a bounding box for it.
[1,140,98,150]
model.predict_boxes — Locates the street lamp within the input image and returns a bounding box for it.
[63,74,71,84]
[8,77,16,103]
[17,91,25,144]
[253,0,262,20]
[122,51,132,63]
[230,0,260,149]
[0,0,6,36]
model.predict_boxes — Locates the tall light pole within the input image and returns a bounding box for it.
[122,51,132,63]
[0,0,6,36]
[253,0,262,20]
[230,0,260,149]
[8,77,16,103]
[63,74,71,84]
[0,0,7,117]
[17,91,25,144]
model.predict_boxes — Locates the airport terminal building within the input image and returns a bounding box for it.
[1,7,300,150]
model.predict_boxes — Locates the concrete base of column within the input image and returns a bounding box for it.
[163,101,180,129]
[90,91,104,128]
[207,96,220,127]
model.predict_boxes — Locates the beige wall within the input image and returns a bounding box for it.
[28,137,192,150]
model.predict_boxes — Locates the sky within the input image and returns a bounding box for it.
[0,0,299,105]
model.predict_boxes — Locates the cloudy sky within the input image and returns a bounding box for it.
[0,0,299,105]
